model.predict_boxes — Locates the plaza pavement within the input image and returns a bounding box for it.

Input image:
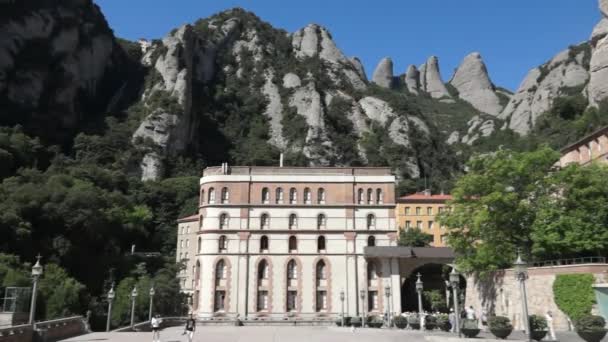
[59,325,591,342]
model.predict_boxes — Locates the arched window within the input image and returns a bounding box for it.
[316,260,326,280]
[258,260,269,280]
[317,236,326,251]
[275,188,284,204]
[260,213,270,229]
[304,188,312,204]
[367,262,378,280]
[208,187,215,204]
[200,190,205,205]
[358,189,364,204]
[367,236,376,247]
[287,260,297,280]
[216,260,226,279]
[367,189,373,204]
[221,187,229,204]
[219,213,228,229]
[289,214,297,230]
[289,188,297,204]
[199,215,204,230]
[260,235,269,252]
[218,235,227,251]
[197,237,202,253]
[317,188,326,204]
[317,214,326,229]
[262,187,270,204]
[186,239,190,247]
[288,236,297,252]
[376,189,383,204]
[367,214,375,229]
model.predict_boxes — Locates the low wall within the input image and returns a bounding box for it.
[0,324,33,342]
[465,264,608,331]
[34,316,87,342]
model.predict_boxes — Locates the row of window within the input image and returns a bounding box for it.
[182,235,378,255]
[403,206,451,215]
[404,220,444,230]
[200,187,386,205]
[200,213,377,230]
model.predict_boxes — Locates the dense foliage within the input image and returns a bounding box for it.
[553,274,596,322]
[439,147,608,273]
[397,228,434,247]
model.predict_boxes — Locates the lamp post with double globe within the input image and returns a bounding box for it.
[385,285,392,328]
[340,290,345,327]
[449,268,461,337]
[106,283,115,332]
[416,273,424,328]
[130,287,138,329]
[28,255,43,325]
[148,286,155,321]
[514,251,531,341]
[360,289,366,328]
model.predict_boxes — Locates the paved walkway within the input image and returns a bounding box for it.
[59,326,591,342]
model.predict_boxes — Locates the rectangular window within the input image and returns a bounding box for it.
[405,207,410,215]
[427,207,433,215]
[316,291,327,311]
[416,207,421,215]
[438,207,444,214]
[214,291,225,311]
[416,221,422,229]
[257,291,268,311]
[287,291,297,311]
[368,291,378,310]
[405,221,411,229]
[428,221,434,230]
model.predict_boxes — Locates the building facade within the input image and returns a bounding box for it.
[177,165,409,320]
[396,191,452,247]
[559,126,608,167]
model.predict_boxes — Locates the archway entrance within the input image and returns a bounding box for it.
[401,263,450,313]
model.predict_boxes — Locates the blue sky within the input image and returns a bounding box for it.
[96,0,599,91]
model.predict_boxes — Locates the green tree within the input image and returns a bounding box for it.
[532,163,608,258]
[438,147,560,273]
[38,264,87,319]
[397,228,433,247]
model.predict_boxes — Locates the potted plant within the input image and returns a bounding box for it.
[367,315,384,328]
[436,314,451,332]
[461,318,481,338]
[488,316,513,339]
[425,315,438,330]
[529,315,548,341]
[350,316,362,327]
[335,316,351,327]
[575,315,607,342]
[393,316,408,329]
[408,314,420,330]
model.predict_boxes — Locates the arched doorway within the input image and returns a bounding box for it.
[401,263,466,313]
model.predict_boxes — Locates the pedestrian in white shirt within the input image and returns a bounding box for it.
[151,314,162,342]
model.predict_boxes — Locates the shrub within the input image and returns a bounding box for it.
[489,316,513,339]
[350,316,362,327]
[576,315,606,332]
[367,315,383,328]
[425,315,438,330]
[529,315,548,331]
[553,274,596,322]
[461,319,481,338]
[335,316,351,326]
[393,315,407,329]
[436,314,451,331]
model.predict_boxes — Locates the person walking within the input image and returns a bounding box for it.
[183,314,196,342]
[466,306,476,320]
[151,314,162,342]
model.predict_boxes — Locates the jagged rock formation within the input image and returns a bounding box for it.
[420,56,452,100]
[405,65,420,95]
[372,57,393,88]
[589,1,608,108]
[450,52,504,116]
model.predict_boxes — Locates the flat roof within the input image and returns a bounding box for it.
[203,166,393,177]
[397,193,452,203]
[560,126,608,154]
[177,214,198,223]
[364,246,455,259]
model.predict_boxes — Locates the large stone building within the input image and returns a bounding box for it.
[559,126,608,167]
[175,165,454,320]
[396,191,452,247]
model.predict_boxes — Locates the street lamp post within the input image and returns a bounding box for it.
[385,285,391,328]
[148,286,155,321]
[130,286,138,329]
[514,251,531,342]
[360,289,366,328]
[340,290,345,327]
[415,273,424,328]
[449,268,461,337]
[106,283,115,332]
[28,255,43,325]
[444,280,451,309]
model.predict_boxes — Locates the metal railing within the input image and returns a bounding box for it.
[531,256,606,267]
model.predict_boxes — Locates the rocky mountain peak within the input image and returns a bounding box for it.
[450,52,504,116]
[405,65,420,94]
[292,23,347,64]
[420,56,452,100]
[371,57,393,88]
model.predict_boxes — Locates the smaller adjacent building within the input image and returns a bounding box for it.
[396,190,452,247]
[176,214,199,296]
[559,126,608,167]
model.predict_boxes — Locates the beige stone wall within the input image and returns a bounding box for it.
[465,264,608,331]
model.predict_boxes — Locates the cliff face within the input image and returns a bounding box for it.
[0,0,139,146]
